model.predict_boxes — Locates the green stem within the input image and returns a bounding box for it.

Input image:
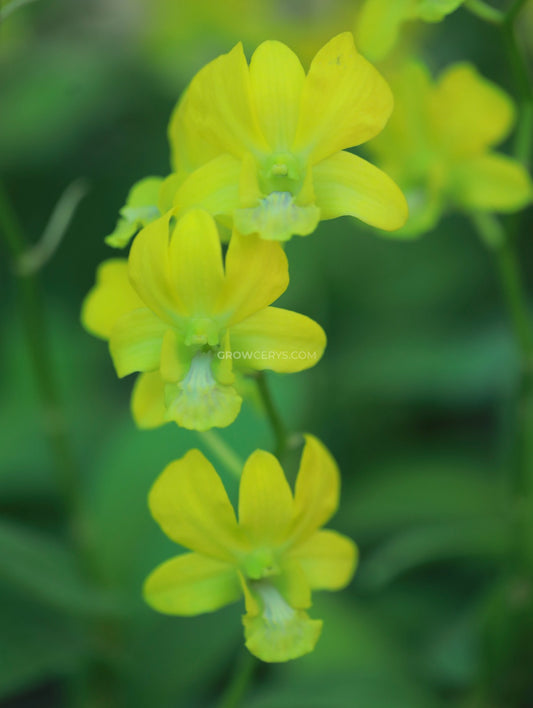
[217,651,256,708]
[0,183,125,707]
[464,0,505,24]
[470,7,533,704]
[472,214,533,361]
[494,237,533,566]
[502,18,533,575]
[255,371,288,459]
[472,212,533,579]
[495,238,533,362]
[502,23,533,165]
[505,0,529,24]
[0,183,79,509]
[464,0,529,30]
[197,430,244,479]
[466,0,533,164]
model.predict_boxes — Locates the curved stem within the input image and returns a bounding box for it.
[464,0,504,24]
[472,213,533,361]
[471,210,533,524]
[502,23,533,165]
[506,0,529,24]
[469,10,533,702]
[197,430,244,479]
[255,371,288,460]
[496,238,533,361]
[1,183,128,706]
[0,183,79,510]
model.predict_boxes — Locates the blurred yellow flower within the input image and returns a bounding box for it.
[82,209,325,431]
[142,0,359,87]
[167,32,407,241]
[356,0,464,61]
[144,436,357,662]
[367,62,533,235]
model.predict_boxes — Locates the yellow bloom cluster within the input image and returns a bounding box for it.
[86,32,406,432]
[81,32,406,662]
[368,62,533,235]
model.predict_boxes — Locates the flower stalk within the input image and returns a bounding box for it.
[467,4,533,703]
[255,371,288,461]
[0,183,79,511]
[197,430,244,479]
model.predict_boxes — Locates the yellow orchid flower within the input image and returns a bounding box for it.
[356,0,464,62]
[166,32,408,242]
[81,209,326,431]
[367,62,533,236]
[143,436,357,662]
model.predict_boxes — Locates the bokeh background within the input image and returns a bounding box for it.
[1,0,533,706]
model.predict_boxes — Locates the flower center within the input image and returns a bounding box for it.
[243,547,279,580]
[183,318,220,347]
[260,152,302,194]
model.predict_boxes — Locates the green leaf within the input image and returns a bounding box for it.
[247,675,437,708]
[420,605,481,688]
[0,518,121,617]
[0,43,119,170]
[0,586,87,700]
[121,607,242,707]
[343,460,506,542]
[0,0,39,22]
[337,327,515,403]
[359,518,509,590]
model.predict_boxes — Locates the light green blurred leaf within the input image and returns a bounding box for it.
[0,0,39,22]
[0,518,120,616]
[336,327,516,403]
[0,312,123,502]
[420,606,481,688]
[344,460,506,541]
[247,675,436,708]
[359,519,509,590]
[121,606,242,707]
[0,43,120,169]
[0,586,87,700]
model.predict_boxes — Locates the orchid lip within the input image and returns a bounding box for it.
[251,580,296,627]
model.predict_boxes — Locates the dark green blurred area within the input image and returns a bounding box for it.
[1,0,533,706]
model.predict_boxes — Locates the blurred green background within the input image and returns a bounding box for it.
[1,0,533,706]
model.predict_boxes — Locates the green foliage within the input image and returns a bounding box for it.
[0,587,87,701]
[1,0,533,705]
[0,518,120,616]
